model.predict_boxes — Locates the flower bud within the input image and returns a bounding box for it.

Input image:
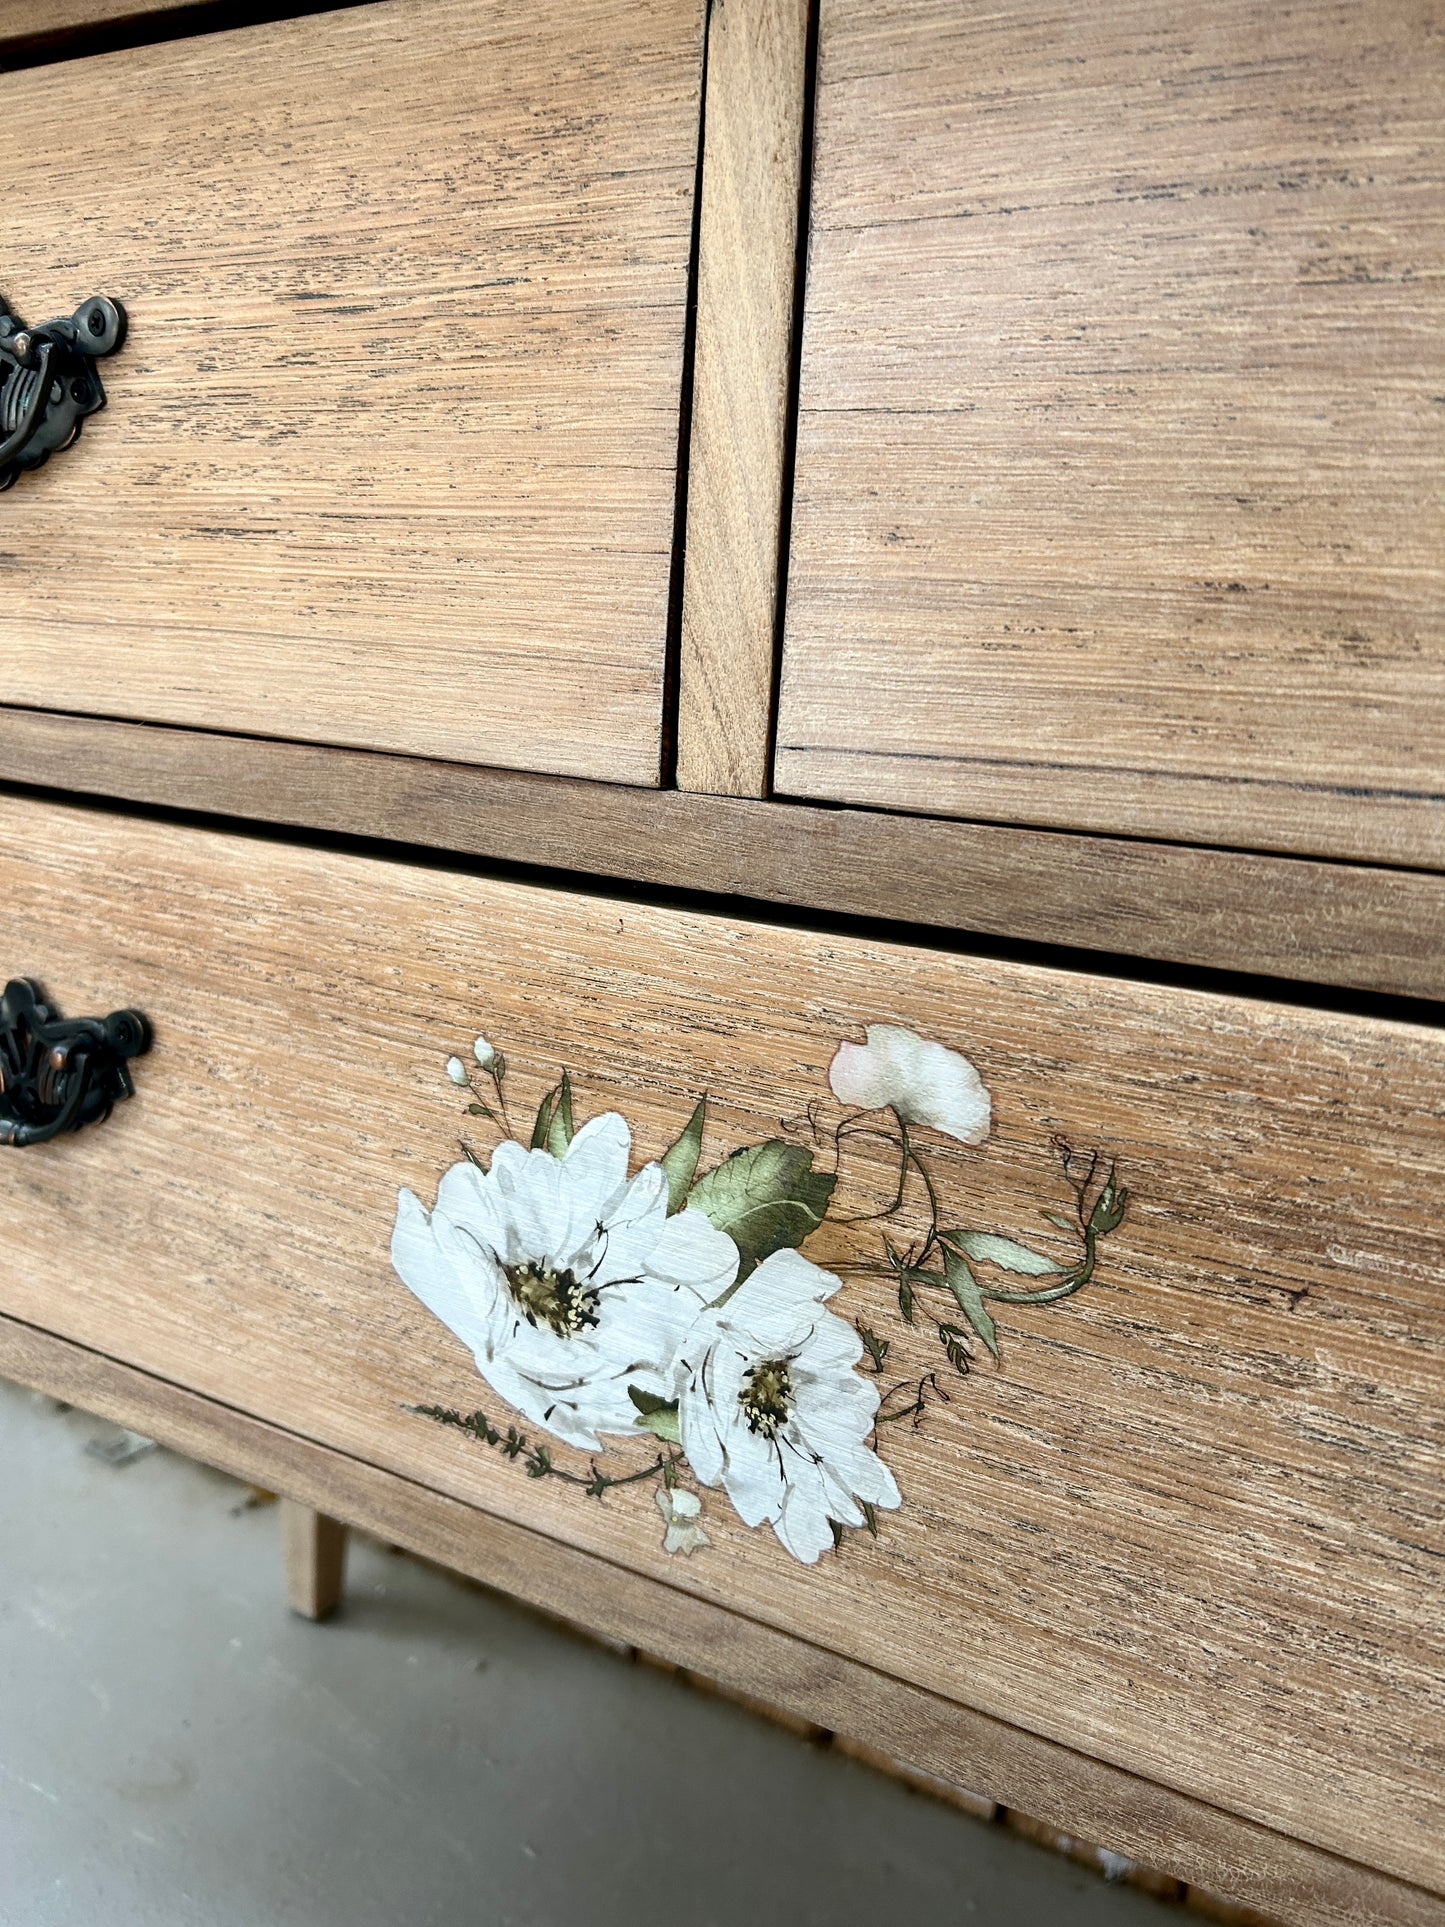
[472,1035,495,1068]
[445,1056,470,1086]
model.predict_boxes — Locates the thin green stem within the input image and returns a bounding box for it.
[874,1371,948,1427]
[408,1405,679,1498]
[547,1454,673,1493]
[978,1228,1097,1305]
[830,1114,911,1225]
[907,1128,942,1237]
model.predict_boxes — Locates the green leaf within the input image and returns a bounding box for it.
[530,1088,555,1150]
[861,1501,879,1539]
[855,1319,890,1371]
[631,1406,682,1444]
[628,1387,672,1417]
[628,1388,683,1445]
[898,1275,915,1324]
[660,1097,707,1214]
[938,1322,973,1375]
[686,1140,835,1283]
[545,1070,575,1157]
[943,1249,999,1359]
[1089,1166,1128,1235]
[1043,1211,1077,1233]
[942,1229,1062,1276]
[465,1100,496,1120]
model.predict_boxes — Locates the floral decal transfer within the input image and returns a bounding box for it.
[392,1027,1127,1566]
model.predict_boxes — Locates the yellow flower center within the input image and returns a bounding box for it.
[506,1261,600,1338]
[739,1358,793,1438]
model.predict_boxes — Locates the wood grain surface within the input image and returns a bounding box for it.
[776,0,1445,866]
[0,0,705,784]
[4,1320,1438,1927]
[1,1317,1439,1927]
[4,707,1444,1001]
[0,794,1439,1894]
[676,0,810,797]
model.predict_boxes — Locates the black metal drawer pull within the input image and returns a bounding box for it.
[0,295,127,492]
[0,979,150,1148]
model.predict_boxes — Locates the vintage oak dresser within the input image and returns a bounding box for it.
[1,3,1441,1922]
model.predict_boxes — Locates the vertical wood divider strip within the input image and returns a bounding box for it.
[675,0,811,797]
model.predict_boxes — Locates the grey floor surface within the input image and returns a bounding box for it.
[0,1373,1180,1927]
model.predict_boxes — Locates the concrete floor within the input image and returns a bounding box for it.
[0,1374,1181,1927]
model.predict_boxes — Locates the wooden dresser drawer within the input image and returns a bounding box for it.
[0,0,704,784]
[775,0,1445,864]
[0,793,1440,1917]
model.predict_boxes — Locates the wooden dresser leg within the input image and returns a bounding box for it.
[280,1499,348,1622]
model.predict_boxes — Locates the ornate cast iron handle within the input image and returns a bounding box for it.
[0,979,151,1148]
[0,295,127,491]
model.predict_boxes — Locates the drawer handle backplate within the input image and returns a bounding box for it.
[0,295,127,492]
[0,978,151,1148]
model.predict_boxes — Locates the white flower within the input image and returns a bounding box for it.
[654,1485,710,1556]
[472,1036,495,1068]
[669,1248,901,1565]
[828,1024,990,1144]
[445,1055,470,1087]
[393,1114,739,1450]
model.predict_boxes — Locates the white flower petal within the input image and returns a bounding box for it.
[716,1418,785,1529]
[672,1247,902,1564]
[718,1247,841,1353]
[813,1465,865,1532]
[499,1144,572,1261]
[483,1349,606,1449]
[560,1111,633,1212]
[678,1355,727,1487]
[396,1120,741,1452]
[792,1371,879,1443]
[551,1120,641,1272]
[794,1308,865,1376]
[647,1206,739,1303]
[434,1158,511,1260]
[775,1473,842,1565]
[828,1024,990,1144]
[857,1449,902,1511]
[391,1188,494,1357]
[664,1520,710,1555]
[585,1164,669,1288]
[591,1275,701,1382]
[656,1482,710,1555]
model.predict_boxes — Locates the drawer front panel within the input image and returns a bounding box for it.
[0,0,704,785]
[0,795,1440,1891]
[775,0,1445,864]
